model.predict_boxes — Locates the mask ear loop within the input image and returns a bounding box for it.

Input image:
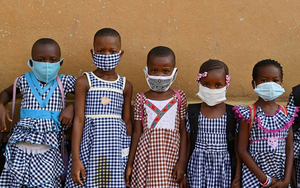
[171,68,178,83]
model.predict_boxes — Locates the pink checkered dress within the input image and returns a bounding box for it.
[131,91,187,188]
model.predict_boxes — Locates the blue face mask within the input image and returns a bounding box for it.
[254,81,285,101]
[28,58,62,83]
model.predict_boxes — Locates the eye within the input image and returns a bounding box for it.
[261,79,267,82]
[110,50,117,54]
[151,69,157,73]
[163,70,170,74]
[216,84,222,88]
[203,83,209,87]
[37,59,44,62]
[50,59,58,63]
[97,50,104,53]
[274,80,280,83]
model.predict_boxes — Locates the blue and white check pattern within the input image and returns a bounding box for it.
[93,53,120,71]
[235,105,297,188]
[65,72,130,187]
[0,74,76,187]
[186,112,231,188]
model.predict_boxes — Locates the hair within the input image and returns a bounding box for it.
[93,28,121,46]
[199,59,229,75]
[252,59,283,81]
[31,38,61,57]
[147,46,176,66]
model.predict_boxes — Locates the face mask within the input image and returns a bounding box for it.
[93,51,121,71]
[254,82,285,101]
[196,84,227,106]
[28,58,62,83]
[144,67,178,92]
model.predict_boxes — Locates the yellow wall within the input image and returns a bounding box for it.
[1,0,300,104]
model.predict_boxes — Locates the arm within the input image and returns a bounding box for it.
[122,80,133,136]
[125,119,143,187]
[231,134,242,188]
[58,103,74,127]
[173,119,187,183]
[0,85,20,131]
[238,119,277,186]
[70,75,89,185]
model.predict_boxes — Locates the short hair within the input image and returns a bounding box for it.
[199,59,229,75]
[93,28,121,46]
[252,59,283,81]
[31,38,60,57]
[147,46,176,66]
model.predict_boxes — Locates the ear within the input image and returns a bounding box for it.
[29,59,33,67]
[90,49,94,59]
[60,60,64,66]
[120,50,124,58]
[251,80,255,89]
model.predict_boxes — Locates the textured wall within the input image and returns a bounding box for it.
[1,0,300,103]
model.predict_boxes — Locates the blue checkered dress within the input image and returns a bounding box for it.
[0,73,76,187]
[186,112,231,188]
[234,105,297,188]
[287,92,300,185]
[65,72,130,188]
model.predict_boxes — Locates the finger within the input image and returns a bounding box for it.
[172,169,177,179]
[62,118,68,126]
[58,115,63,122]
[6,112,12,122]
[81,168,86,180]
[67,119,72,127]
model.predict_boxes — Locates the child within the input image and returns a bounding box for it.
[286,85,300,187]
[65,28,132,187]
[235,59,296,188]
[185,59,241,188]
[0,38,76,187]
[125,46,187,188]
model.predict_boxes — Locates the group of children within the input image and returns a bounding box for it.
[0,27,299,188]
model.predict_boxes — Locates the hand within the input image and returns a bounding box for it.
[269,177,279,187]
[180,175,188,188]
[231,171,241,188]
[0,103,12,132]
[58,104,74,127]
[172,161,185,183]
[270,180,289,188]
[125,165,133,187]
[71,159,86,186]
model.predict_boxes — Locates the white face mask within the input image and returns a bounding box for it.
[144,67,177,92]
[196,84,227,106]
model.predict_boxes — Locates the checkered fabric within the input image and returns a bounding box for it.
[234,105,297,188]
[130,91,187,188]
[185,112,231,188]
[93,53,120,71]
[65,72,130,187]
[0,73,76,187]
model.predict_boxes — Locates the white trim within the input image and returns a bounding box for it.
[91,72,120,83]
[89,87,123,94]
[85,114,122,118]
[84,72,92,88]
[122,77,126,91]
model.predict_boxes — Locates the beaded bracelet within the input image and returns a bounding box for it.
[261,175,272,187]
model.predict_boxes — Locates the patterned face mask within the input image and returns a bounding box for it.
[144,67,178,92]
[93,51,121,71]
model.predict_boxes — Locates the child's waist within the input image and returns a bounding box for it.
[195,142,228,152]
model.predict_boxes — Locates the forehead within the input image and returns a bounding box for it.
[148,55,175,68]
[201,69,226,81]
[257,65,281,78]
[94,36,120,48]
[32,43,60,57]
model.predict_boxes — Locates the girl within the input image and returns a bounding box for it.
[185,59,241,188]
[286,85,300,187]
[125,46,187,188]
[66,28,133,187]
[235,59,296,188]
[0,38,76,187]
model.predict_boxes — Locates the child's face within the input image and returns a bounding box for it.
[253,65,282,88]
[31,43,61,63]
[147,55,175,76]
[199,69,226,89]
[91,36,123,56]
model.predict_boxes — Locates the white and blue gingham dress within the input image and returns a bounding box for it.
[186,112,231,188]
[65,72,130,188]
[287,92,300,186]
[234,105,298,188]
[0,73,76,188]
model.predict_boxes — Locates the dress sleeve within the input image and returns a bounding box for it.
[179,90,187,120]
[134,93,142,121]
[186,113,191,133]
[61,75,77,94]
[16,74,26,95]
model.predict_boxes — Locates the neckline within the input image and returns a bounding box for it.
[91,72,120,83]
[257,105,281,117]
[200,111,226,120]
